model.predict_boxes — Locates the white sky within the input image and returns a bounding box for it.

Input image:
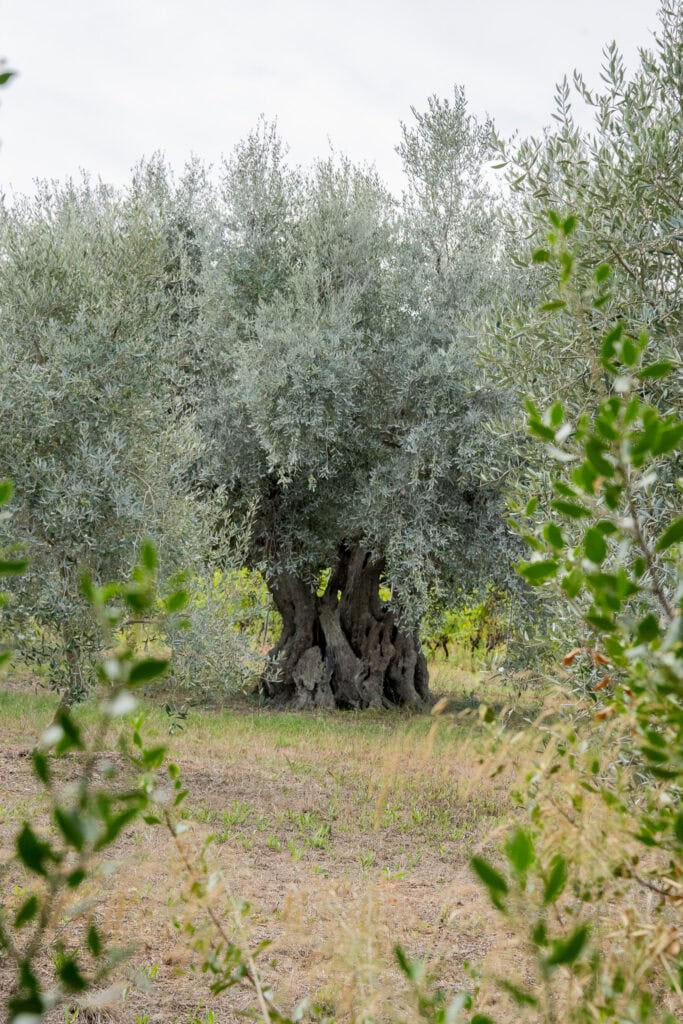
[0,0,663,196]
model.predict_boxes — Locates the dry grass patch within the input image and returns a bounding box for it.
[0,682,520,1023]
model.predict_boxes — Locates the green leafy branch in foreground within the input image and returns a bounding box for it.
[94,751,310,1024]
[468,240,682,1022]
[514,248,682,860]
[1,481,296,1024]
[394,945,487,1024]
[0,491,189,1022]
[159,768,297,1024]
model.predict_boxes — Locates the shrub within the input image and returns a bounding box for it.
[169,570,271,701]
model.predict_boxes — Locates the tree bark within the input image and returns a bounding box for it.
[261,546,430,709]
[62,623,86,705]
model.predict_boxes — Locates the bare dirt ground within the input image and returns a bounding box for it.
[0,679,528,1023]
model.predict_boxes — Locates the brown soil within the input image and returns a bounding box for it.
[0,696,514,1023]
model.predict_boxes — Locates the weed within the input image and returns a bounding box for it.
[309,823,331,849]
[221,800,252,829]
[186,1008,215,1024]
[379,799,402,828]
[383,866,406,881]
[286,808,332,850]
[181,804,215,825]
[287,840,303,862]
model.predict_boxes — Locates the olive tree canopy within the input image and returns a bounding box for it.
[0,161,204,696]
[195,104,516,709]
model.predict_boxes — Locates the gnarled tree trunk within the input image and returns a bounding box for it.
[261,546,430,709]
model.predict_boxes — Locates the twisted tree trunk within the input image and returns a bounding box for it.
[261,546,430,709]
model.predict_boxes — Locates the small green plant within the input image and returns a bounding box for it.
[222,800,253,830]
[395,947,483,1024]
[286,808,332,851]
[308,824,331,850]
[287,841,304,863]
[379,800,402,829]
[166,825,297,1023]
[383,866,407,882]
[187,1007,215,1024]
[139,961,159,981]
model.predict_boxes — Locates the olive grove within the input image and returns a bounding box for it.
[4,5,680,711]
[0,6,681,1022]
[0,96,530,710]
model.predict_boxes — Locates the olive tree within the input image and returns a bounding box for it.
[195,108,515,709]
[488,0,683,411]
[0,160,204,698]
[483,0,683,663]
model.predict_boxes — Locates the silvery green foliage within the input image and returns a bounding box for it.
[196,105,518,622]
[169,574,263,700]
[0,160,204,681]
[487,0,683,412]
[397,86,498,295]
[393,88,523,603]
[485,1,683,658]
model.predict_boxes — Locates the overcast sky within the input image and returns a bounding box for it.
[0,0,663,196]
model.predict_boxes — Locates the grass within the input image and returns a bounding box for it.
[2,662,669,1023]
[0,666,534,1022]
